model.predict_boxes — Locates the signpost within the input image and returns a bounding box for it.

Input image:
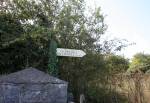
[48,39,86,76]
[57,48,86,57]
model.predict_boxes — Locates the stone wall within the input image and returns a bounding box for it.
[0,83,68,103]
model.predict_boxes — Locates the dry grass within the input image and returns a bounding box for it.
[108,73,150,103]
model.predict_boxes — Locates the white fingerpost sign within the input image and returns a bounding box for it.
[57,48,86,57]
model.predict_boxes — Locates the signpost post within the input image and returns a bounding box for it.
[48,39,58,76]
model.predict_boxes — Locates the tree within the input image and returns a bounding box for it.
[0,0,129,102]
[0,12,23,46]
[105,54,129,74]
[129,53,150,73]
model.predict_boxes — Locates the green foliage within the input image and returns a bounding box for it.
[0,0,129,102]
[0,36,49,73]
[59,53,107,103]
[0,12,23,45]
[129,53,150,72]
[105,54,129,74]
[85,54,129,103]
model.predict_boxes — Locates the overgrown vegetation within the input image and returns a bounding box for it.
[1,0,148,103]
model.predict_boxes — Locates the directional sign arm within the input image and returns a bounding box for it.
[57,48,86,57]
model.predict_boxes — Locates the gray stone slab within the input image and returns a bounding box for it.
[0,68,68,103]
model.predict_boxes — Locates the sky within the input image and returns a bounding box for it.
[86,0,150,59]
